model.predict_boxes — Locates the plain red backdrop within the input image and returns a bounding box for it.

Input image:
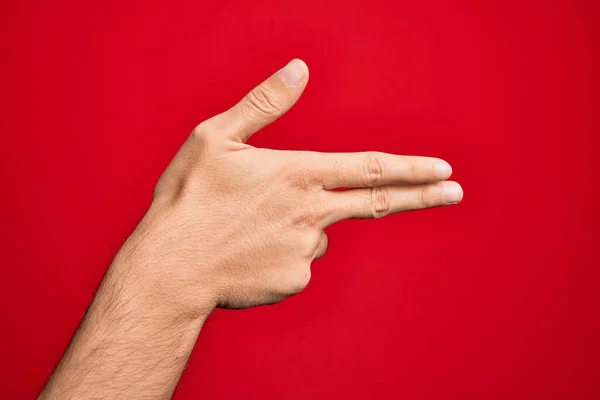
[1,0,599,398]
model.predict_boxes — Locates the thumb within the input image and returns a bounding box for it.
[212,59,309,143]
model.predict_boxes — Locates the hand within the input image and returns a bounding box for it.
[116,59,463,315]
[40,59,464,399]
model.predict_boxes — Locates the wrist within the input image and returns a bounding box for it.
[109,248,216,323]
[42,240,212,400]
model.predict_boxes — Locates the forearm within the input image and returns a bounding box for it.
[40,249,213,399]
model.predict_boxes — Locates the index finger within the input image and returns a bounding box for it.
[310,151,453,189]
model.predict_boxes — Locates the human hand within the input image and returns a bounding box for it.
[116,59,463,316]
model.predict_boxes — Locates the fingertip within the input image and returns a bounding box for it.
[441,181,463,204]
[279,58,309,87]
[434,161,453,180]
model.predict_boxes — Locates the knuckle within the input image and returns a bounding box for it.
[409,160,420,178]
[418,186,433,208]
[288,269,311,294]
[363,153,385,187]
[315,234,329,259]
[191,122,215,149]
[408,159,430,180]
[287,169,316,191]
[292,211,321,230]
[319,233,329,250]
[192,122,210,140]
[245,86,283,117]
[369,186,392,218]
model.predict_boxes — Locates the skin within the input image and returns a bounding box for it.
[39,59,463,399]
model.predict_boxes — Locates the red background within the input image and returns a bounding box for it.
[1,0,599,398]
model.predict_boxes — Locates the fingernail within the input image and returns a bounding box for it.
[442,183,463,204]
[279,59,305,86]
[434,163,452,180]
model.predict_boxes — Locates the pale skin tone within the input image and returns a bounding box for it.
[40,59,463,399]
